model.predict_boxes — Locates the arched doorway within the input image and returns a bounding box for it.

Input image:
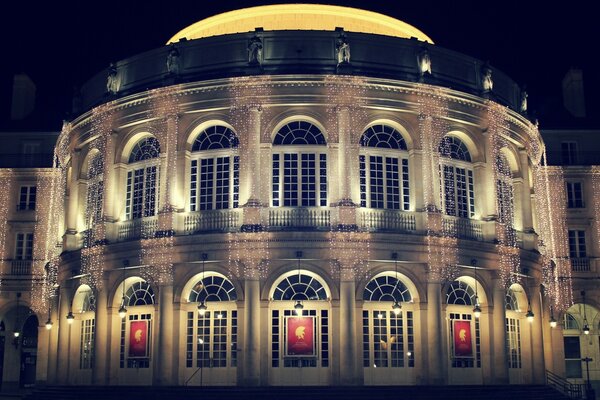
[268,269,331,385]
[180,271,239,386]
[362,271,417,384]
[19,315,38,388]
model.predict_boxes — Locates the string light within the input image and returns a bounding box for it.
[488,101,521,289]
[0,174,13,293]
[533,156,573,313]
[416,84,459,282]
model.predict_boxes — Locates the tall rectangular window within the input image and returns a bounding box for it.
[561,141,578,165]
[506,317,521,368]
[564,336,582,378]
[566,182,584,208]
[273,153,327,207]
[283,153,299,206]
[441,165,475,218]
[79,318,95,369]
[568,230,587,258]
[125,167,158,219]
[15,233,34,260]
[86,181,103,229]
[18,186,36,210]
[360,155,409,210]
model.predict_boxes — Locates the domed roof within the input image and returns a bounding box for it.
[167,4,433,44]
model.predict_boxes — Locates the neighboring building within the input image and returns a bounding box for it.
[0,4,596,393]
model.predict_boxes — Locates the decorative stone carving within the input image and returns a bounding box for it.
[417,46,432,77]
[166,44,180,75]
[336,34,351,65]
[106,63,120,95]
[248,35,263,65]
[481,63,493,93]
[520,90,528,113]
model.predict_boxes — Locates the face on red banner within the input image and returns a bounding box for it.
[286,316,315,356]
[453,320,472,357]
[129,320,148,357]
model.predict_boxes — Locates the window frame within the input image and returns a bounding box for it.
[18,185,37,211]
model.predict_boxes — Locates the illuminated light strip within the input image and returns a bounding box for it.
[488,101,520,288]
[138,86,182,286]
[0,173,13,292]
[533,153,573,312]
[416,84,459,283]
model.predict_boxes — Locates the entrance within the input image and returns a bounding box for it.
[19,315,38,388]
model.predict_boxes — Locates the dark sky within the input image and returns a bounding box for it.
[1,0,597,130]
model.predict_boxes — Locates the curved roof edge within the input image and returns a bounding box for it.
[167,4,433,44]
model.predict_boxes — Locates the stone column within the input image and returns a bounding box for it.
[337,107,352,203]
[518,149,534,231]
[530,283,546,383]
[155,284,174,385]
[338,268,358,384]
[102,131,119,240]
[426,280,444,384]
[491,277,509,383]
[93,280,109,384]
[241,107,262,206]
[243,267,261,385]
[46,295,60,383]
[64,149,81,250]
[56,286,71,384]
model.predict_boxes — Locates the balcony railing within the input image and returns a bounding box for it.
[266,207,331,230]
[571,258,591,272]
[11,260,32,275]
[442,216,483,241]
[357,208,417,232]
[117,216,158,241]
[184,209,242,234]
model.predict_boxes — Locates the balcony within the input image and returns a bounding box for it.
[184,209,242,234]
[10,260,32,275]
[571,257,590,272]
[266,207,332,230]
[442,216,483,241]
[117,216,158,241]
[357,208,417,232]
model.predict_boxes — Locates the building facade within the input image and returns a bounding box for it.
[0,4,596,391]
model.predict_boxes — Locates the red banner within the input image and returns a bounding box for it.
[286,316,315,356]
[129,320,148,357]
[453,320,472,357]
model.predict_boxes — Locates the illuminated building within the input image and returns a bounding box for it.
[0,4,596,393]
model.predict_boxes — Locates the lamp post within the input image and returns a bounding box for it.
[582,357,594,399]
[13,292,21,348]
[198,253,208,316]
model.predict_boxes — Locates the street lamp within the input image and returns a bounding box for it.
[197,253,208,316]
[473,262,481,319]
[66,311,75,324]
[582,291,590,335]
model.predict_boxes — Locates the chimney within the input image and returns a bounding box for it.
[562,68,586,118]
[10,73,36,120]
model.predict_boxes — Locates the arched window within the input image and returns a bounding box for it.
[188,274,237,302]
[184,273,238,371]
[85,153,104,230]
[272,121,327,207]
[363,274,412,302]
[564,313,579,330]
[446,280,476,305]
[125,137,160,220]
[505,287,519,311]
[190,126,239,211]
[496,153,514,225]
[359,125,410,210]
[124,281,155,306]
[362,273,415,371]
[272,271,328,300]
[439,136,475,218]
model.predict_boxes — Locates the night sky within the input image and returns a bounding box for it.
[1,0,597,130]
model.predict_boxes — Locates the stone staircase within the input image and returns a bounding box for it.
[21,385,572,400]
